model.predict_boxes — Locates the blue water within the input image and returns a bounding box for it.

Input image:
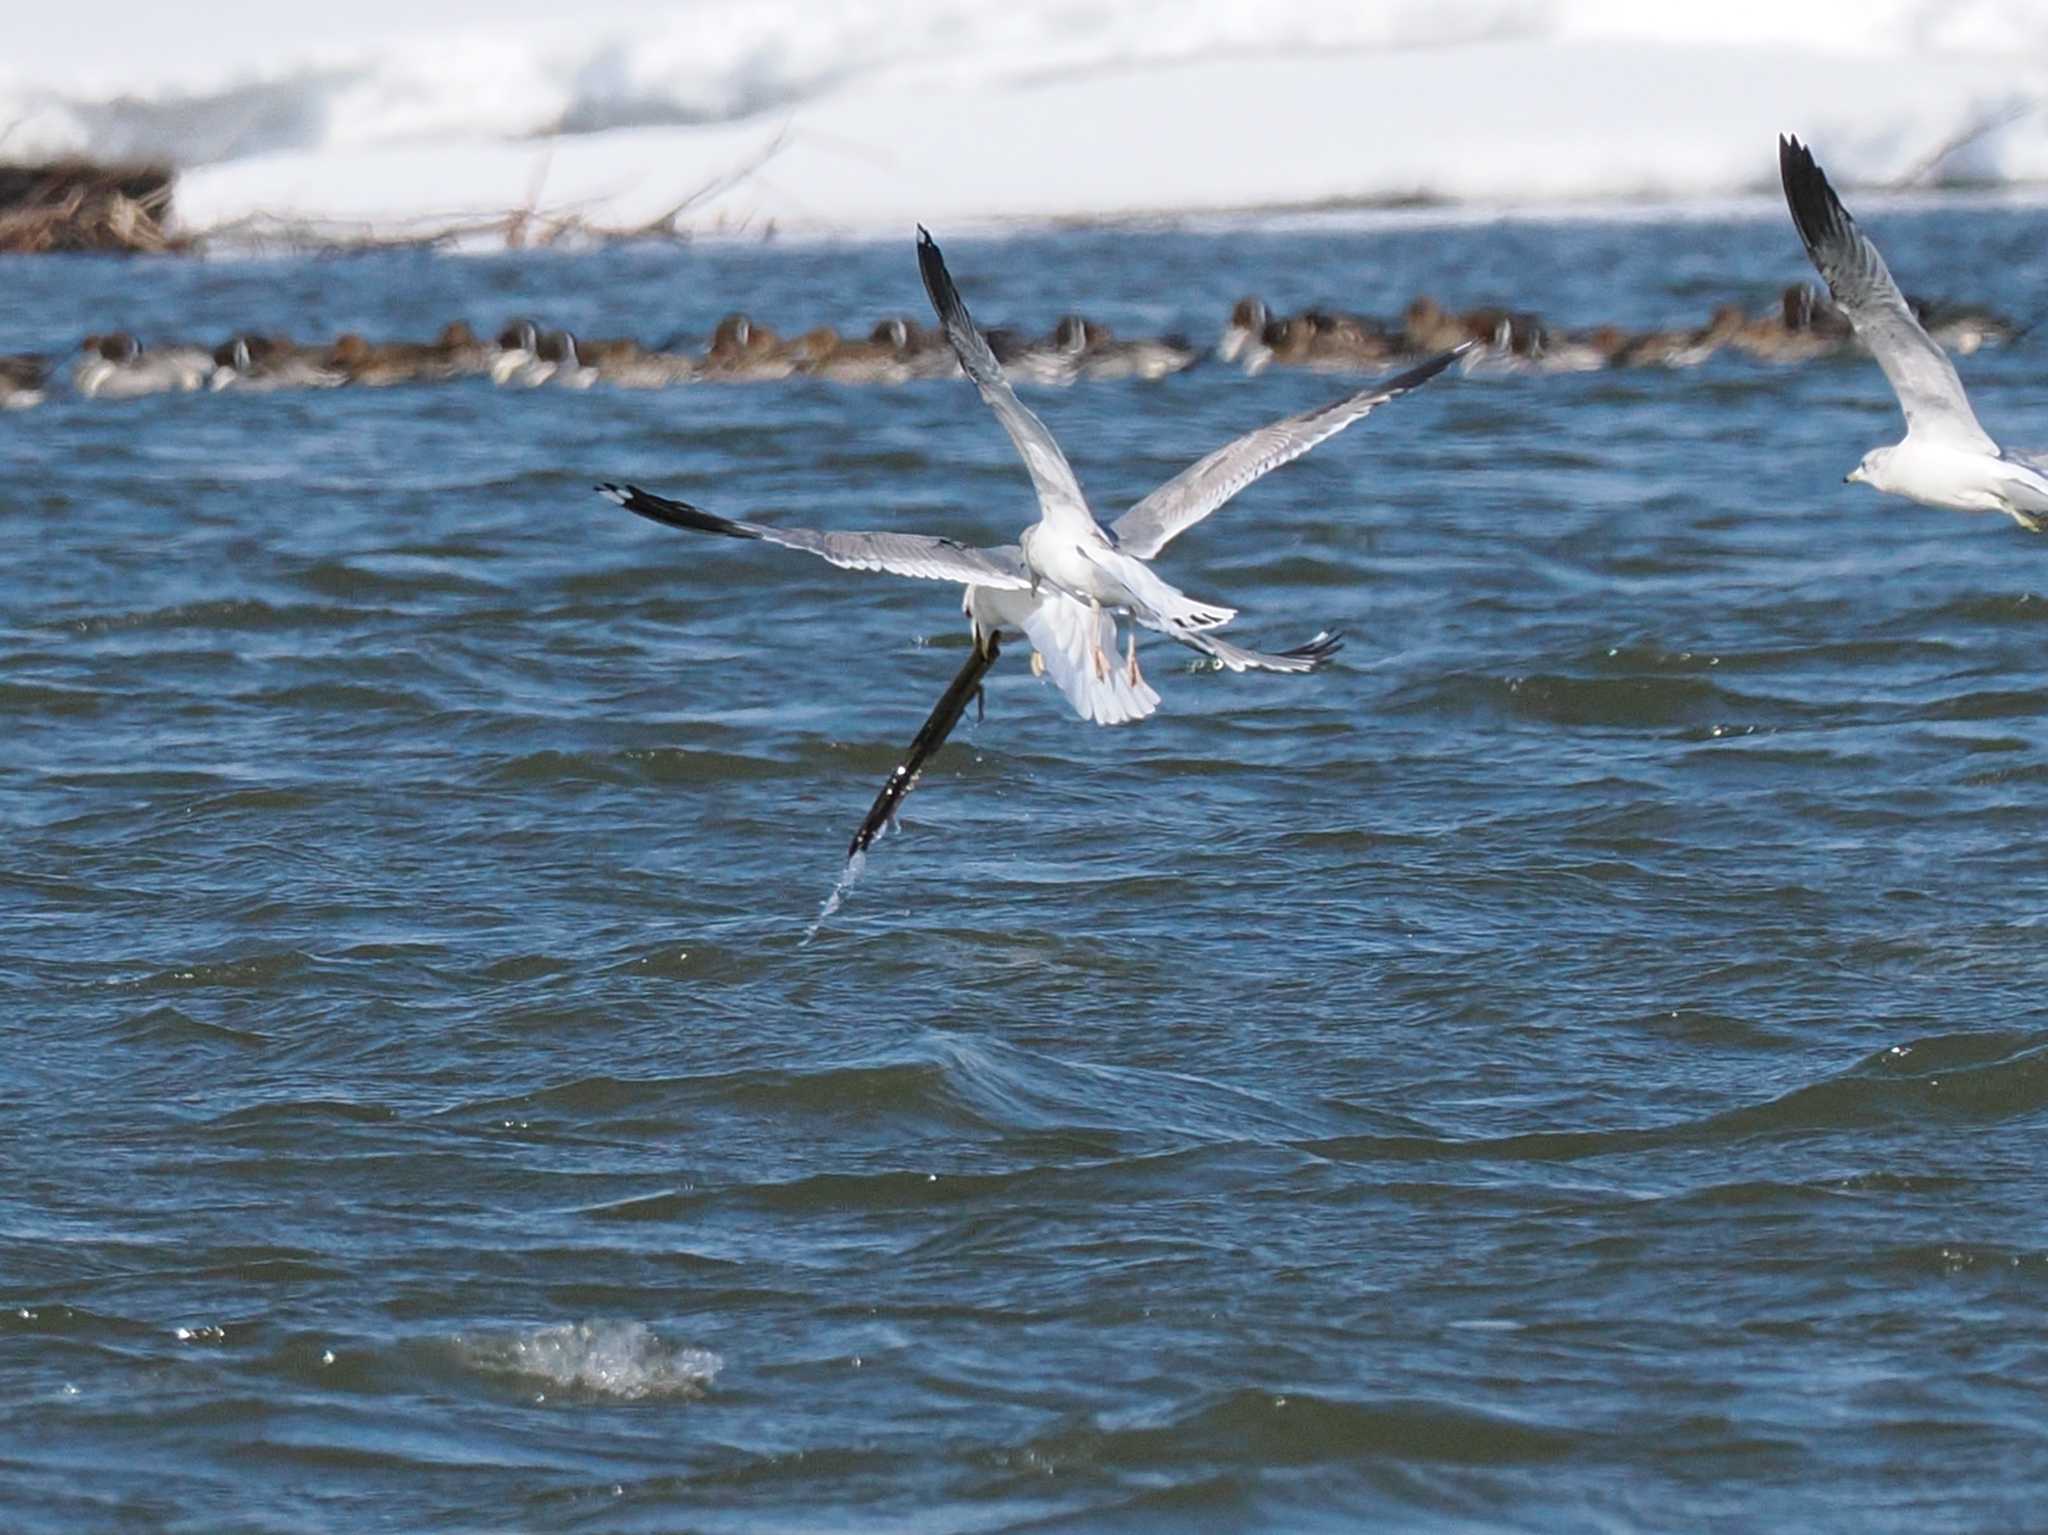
[6,207,2048,1532]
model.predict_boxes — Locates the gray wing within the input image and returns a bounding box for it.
[916,228,1094,523]
[598,483,1033,589]
[1779,135,1996,453]
[1110,345,1468,560]
[1985,450,2048,519]
[1176,627,1343,675]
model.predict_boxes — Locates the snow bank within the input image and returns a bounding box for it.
[10,0,2048,239]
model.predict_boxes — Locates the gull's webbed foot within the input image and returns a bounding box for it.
[1089,598,1111,680]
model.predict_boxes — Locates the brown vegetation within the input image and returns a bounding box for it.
[0,161,181,254]
[0,134,790,257]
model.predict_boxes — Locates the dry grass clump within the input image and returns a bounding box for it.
[0,160,182,254]
[0,134,790,256]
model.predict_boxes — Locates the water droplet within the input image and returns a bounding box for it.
[806,850,867,943]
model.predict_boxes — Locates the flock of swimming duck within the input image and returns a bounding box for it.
[601,137,2048,868]
[0,232,2019,413]
[7,137,2041,876]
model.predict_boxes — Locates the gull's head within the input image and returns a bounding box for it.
[1847,448,1891,489]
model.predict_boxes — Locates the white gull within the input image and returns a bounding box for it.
[599,228,1463,859]
[1780,134,2048,533]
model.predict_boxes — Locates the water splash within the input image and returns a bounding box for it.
[804,849,867,945]
[457,1320,720,1401]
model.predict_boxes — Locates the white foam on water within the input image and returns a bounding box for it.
[805,849,868,945]
[457,1320,721,1401]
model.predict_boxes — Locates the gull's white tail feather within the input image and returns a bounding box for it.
[1021,596,1161,725]
[1093,547,1236,631]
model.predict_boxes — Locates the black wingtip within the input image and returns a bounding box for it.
[1777,132,1847,260]
[1399,346,1463,392]
[916,227,955,313]
[1779,133,1816,200]
[1281,629,1345,668]
[598,481,757,541]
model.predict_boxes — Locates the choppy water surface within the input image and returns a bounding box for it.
[7,210,2048,1531]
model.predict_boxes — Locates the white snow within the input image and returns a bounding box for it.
[9,0,2048,240]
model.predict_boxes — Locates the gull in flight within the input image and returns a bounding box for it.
[599,229,1462,861]
[1780,134,2048,532]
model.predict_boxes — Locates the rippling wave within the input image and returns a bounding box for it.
[8,214,2048,1532]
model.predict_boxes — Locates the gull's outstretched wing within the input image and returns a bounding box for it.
[599,483,1033,590]
[1779,135,1997,453]
[1175,627,1343,675]
[849,635,1003,859]
[915,228,1095,525]
[1110,346,1468,561]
